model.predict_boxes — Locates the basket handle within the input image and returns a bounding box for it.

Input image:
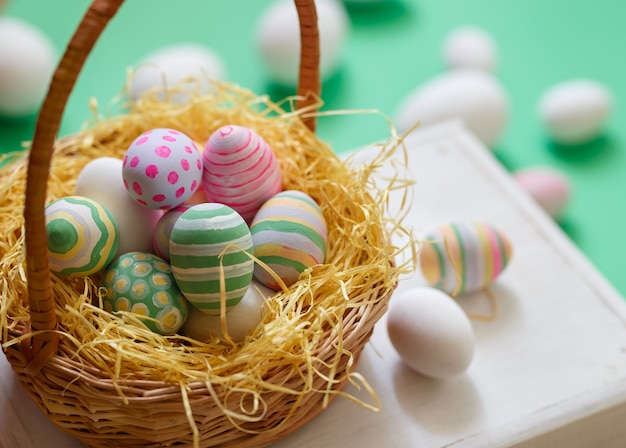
[22,0,320,373]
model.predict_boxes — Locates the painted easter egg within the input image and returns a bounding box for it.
[419,221,512,295]
[387,287,475,378]
[45,196,119,277]
[75,156,162,257]
[202,125,282,224]
[152,203,193,261]
[169,203,254,315]
[122,128,203,210]
[251,190,327,290]
[513,167,571,219]
[101,252,189,335]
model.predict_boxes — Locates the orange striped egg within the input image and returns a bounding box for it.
[419,221,512,295]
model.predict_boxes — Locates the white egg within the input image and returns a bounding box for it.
[0,17,56,117]
[395,69,509,147]
[513,167,571,219]
[442,25,497,72]
[129,44,226,102]
[74,157,162,257]
[256,0,349,86]
[387,287,475,379]
[179,281,272,343]
[538,79,613,145]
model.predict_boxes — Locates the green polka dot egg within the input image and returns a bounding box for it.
[45,195,119,277]
[101,252,189,335]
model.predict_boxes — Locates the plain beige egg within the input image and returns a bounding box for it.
[0,17,56,117]
[395,69,509,148]
[179,281,273,343]
[387,287,475,379]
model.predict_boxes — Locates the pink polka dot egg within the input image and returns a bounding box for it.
[122,128,203,210]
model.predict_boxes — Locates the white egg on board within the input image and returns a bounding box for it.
[256,0,349,86]
[179,281,272,343]
[442,25,497,72]
[395,69,509,147]
[129,43,226,103]
[0,17,56,117]
[513,167,571,219]
[74,157,162,258]
[387,287,475,379]
[538,79,613,145]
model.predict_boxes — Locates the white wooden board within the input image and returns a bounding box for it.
[2,121,626,447]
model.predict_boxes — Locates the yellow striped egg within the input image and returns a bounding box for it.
[251,190,327,290]
[45,196,119,277]
[419,221,512,295]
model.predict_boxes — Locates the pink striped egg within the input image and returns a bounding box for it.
[122,128,203,210]
[419,221,512,296]
[201,125,282,223]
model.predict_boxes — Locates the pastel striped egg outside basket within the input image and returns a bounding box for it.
[419,221,513,296]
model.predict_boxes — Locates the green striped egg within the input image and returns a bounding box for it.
[251,190,327,290]
[101,252,189,335]
[169,203,254,315]
[45,196,119,277]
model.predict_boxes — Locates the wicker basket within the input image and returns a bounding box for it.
[0,1,400,447]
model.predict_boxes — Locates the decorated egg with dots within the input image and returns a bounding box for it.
[45,196,119,277]
[250,190,327,290]
[169,203,254,315]
[202,125,282,223]
[419,221,513,296]
[153,203,193,261]
[101,252,189,335]
[122,128,203,210]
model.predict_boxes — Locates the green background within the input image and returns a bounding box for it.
[2,0,625,296]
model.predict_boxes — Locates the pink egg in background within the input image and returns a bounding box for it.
[202,125,282,224]
[153,203,194,261]
[122,128,203,210]
[513,167,571,219]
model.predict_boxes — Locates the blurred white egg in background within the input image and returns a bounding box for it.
[538,79,613,145]
[442,25,497,72]
[0,17,56,117]
[256,0,349,87]
[129,43,227,103]
[395,69,510,148]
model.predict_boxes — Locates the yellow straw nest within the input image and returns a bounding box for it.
[0,81,413,447]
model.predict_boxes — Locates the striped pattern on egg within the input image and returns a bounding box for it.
[202,125,282,223]
[251,190,327,290]
[122,128,203,210]
[45,196,119,277]
[419,221,512,295]
[101,252,189,335]
[169,203,254,315]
